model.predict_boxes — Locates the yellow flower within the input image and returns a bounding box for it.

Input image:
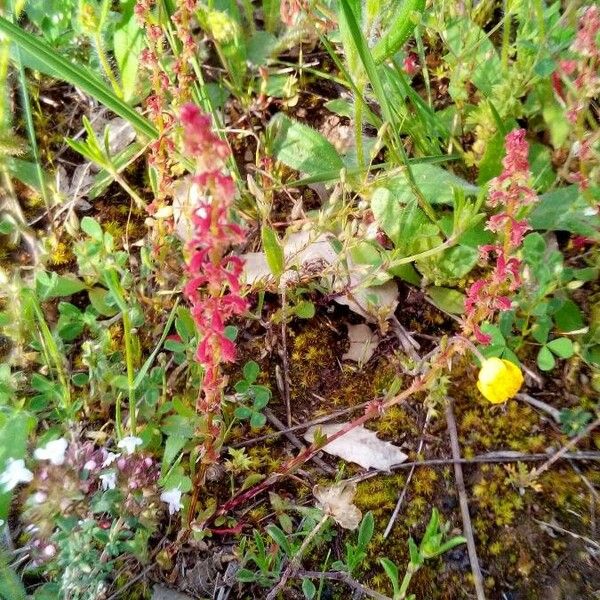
[477,357,524,404]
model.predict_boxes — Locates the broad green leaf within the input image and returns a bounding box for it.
[301,578,316,599]
[358,511,374,548]
[36,272,87,300]
[243,361,260,383]
[445,17,501,97]
[294,301,316,319]
[553,299,585,333]
[547,337,574,358]
[385,164,478,206]
[530,186,600,240]
[261,226,284,277]
[113,0,144,104]
[162,435,187,475]
[537,346,556,371]
[5,157,50,191]
[80,216,104,241]
[269,113,344,177]
[88,287,118,317]
[427,286,466,314]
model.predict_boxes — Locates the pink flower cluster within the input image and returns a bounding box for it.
[463,129,537,344]
[552,5,599,125]
[180,104,248,418]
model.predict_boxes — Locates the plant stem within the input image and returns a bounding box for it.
[398,562,418,599]
[94,32,123,98]
[266,514,329,600]
[122,307,137,435]
[501,0,512,70]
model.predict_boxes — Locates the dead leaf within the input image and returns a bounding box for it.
[304,423,407,471]
[313,480,362,530]
[172,176,203,240]
[342,323,379,364]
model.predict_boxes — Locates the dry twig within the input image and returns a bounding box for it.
[445,399,486,600]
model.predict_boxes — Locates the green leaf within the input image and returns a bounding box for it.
[0,15,157,139]
[36,272,87,300]
[0,219,14,235]
[250,412,267,429]
[537,346,556,371]
[371,0,426,64]
[261,225,284,277]
[300,577,316,599]
[88,287,118,317]
[162,435,187,475]
[243,360,260,384]
[385,164,478,206]
[530,186,600,240]
[269,113,343,178]
[113,0,144,104]
[358,511,374,549]
[267,524,292,556]
[553,299,585,333]
[427,287,465,314]
[379,558,400,596]
[80,216,104,241]
[547,337,574,359]
[445,17,501,97]
[294,301,316,319]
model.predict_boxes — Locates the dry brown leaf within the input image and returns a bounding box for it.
[313,480,362,530]
[304,423,407,471]
[342,323,379,364]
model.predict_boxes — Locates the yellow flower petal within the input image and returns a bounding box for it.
[477,358,524,404]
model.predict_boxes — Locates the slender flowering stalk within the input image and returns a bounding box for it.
[180,104,248,521]
[462,129,537,344]
[135,0,199,204]
[551,5,600,197]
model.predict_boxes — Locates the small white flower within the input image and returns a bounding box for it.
[160,488,183,515]
[117,436,143,455]
[33,492,47,504]
[83,460,97,471]
[102,452,121,467]
[0,458,33,491]
[34,438,68,466]
[99,471,117,491]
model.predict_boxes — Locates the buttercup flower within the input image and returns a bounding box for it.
[160,487,184,515]
[0,458,33,491]
[34,438,68,466]
[477,357,524,404]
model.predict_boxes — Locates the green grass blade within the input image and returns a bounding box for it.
[338,0,438,225]
[0,15,157,139]
[133,298,179,390]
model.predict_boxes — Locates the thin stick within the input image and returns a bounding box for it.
[279,284,292,427]
[352,451,600,482]
[383,414,430,539]
[297,570,392,600]
[535,518,600,551]
[516,393,560,422]
[529,416,600,480]
[266,514,329,600]
[445,400,486,600]
[230,399,373,449]
[264,408,335,475]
